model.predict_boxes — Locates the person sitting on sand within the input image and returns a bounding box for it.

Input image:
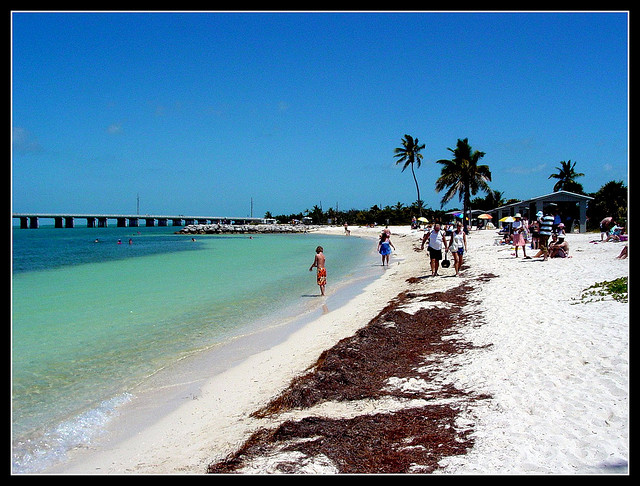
[549,235,570,258]
[617,245,628,259]
[534,233,555,259]
[309,246,327,296]
[606,225,624,242]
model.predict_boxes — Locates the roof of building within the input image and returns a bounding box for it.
[490,190,593,212]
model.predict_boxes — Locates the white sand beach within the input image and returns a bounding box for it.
[51,225,628,475]
[434,229,629,474]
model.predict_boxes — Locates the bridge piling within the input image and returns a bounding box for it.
[13,213,271,229]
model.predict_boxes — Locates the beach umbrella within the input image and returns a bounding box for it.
[499,216,516,223]
[417,217,428,223]
[477,213,493,220]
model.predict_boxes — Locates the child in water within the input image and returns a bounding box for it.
[309,246,326,296]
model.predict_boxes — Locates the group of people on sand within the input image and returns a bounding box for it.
[595,216,628,259]
[377,222,468,278]
[311,206,621,295]
[598,216,627,243]
[419,222,467,277]
[320,221,468,296]
[501,206,572,262]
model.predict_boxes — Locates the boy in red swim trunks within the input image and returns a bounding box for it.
[309,245,326,296]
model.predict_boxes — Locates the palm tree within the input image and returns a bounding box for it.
[435,138,491,231]
[393,201,406,212]
[394,134,426,216]
[548,160,585,192]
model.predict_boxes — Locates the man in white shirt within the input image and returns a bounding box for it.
[420,223,449,276]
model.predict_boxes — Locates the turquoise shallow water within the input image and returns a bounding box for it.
[11,226,376,473]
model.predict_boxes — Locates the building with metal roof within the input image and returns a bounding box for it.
[490,190,593,233]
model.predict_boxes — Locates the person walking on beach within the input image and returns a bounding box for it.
[511,213,530,259]
[449,222,467,276]
[309,246,327,296]
[421,223,449,276]
[377,231,396,267]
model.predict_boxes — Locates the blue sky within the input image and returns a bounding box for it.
[12,11,628,218]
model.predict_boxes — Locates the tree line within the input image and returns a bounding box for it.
[268,136,627,231]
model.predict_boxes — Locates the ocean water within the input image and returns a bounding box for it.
[11,225,377,473]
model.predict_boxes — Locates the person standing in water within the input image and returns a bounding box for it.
[309,245,327,296]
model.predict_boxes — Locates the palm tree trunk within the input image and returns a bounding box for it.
[463,186,470,232]
[411,163,422,217]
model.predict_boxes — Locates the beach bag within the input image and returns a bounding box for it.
[441,249,451,268]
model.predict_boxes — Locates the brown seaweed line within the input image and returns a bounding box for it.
[208,274,496,474]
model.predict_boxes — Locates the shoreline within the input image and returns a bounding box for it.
[45,226,397,474]
[46,226,628,474]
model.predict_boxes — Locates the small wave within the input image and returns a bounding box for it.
[12,393,133,474]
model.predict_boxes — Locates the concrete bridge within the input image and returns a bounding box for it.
[12,213,269,229]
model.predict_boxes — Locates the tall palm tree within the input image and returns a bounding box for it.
[548,160,585,192]
[435,138,491,231]
[394,134,426,216]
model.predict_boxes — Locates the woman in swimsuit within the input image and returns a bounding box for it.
[377,231,395,267]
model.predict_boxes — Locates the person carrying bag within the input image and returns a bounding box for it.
[420,223,449,276]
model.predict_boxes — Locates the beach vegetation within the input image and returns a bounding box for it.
[548,160,585,193]
[574,276,628,304]
[394,134,426,217]
[307,205,325,224]
[435,138,491,231]
[271,202,449,228]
